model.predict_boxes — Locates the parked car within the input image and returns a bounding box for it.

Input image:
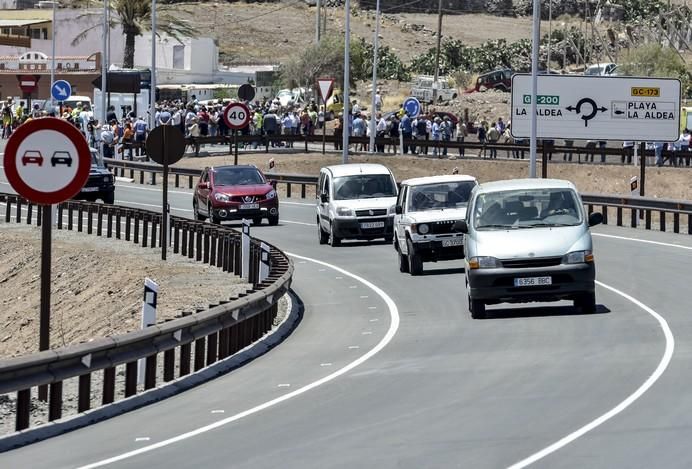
[584,63,618,76]
[411,75,458,103]
[465,69,513,93]
[73,148,115,204]
[457,178,603,319]
[193,165,278,225]
[316,164,398,246]
[394,174,478,275]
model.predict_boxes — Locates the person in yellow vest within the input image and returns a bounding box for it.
[15,101,25,123]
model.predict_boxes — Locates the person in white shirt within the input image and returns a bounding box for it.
[375,112,387,152]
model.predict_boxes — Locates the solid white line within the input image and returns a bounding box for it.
[76,252,400,469]
[593,232,692,251]
[115,183,192,196]
[281,220,313,226]
[118,200,193,213]
[282,201,314,207]
[507,281,675,469]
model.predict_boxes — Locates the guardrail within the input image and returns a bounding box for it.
[105,158,692,235]
[0,193,293,433]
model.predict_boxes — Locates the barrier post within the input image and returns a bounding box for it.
[138,278,158,385]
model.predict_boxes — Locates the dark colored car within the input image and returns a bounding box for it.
[465,69,513,93]
[21,150,43,166]
[51,151,73,167]
[73,149,115,204]
[193,165,279,225]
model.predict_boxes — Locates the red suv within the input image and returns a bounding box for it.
[193,165,279,225]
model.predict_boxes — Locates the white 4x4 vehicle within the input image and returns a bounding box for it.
[317,164,399,246]
[394,175,478,275]
[411,76,458,103]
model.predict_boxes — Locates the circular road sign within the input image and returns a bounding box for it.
[238,84,256,102]
[403,97,421,118]
[3,118,91,205]
[51,79,72,102]
[146,125,186,166]
[223,102,251,130]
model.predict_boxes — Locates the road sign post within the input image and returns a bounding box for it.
[223,102,251,165]
[317,77,335,155]
[3,118,91,371]
[146,125,186,260]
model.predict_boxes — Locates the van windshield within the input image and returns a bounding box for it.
[408,181,476,212]
[333,174,397,200]
[473,188,582,230]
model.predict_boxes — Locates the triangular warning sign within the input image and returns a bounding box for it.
[317,78,335,101]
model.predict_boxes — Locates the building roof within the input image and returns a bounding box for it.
[0,19,50,27]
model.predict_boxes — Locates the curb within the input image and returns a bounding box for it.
[0,291,302,452]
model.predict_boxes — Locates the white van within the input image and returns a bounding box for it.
[316,164,399,246]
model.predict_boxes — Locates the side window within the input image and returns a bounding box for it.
[317,172,325,198]
[396,185,407,210]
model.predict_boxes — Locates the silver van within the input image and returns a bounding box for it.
[456,179,603,319]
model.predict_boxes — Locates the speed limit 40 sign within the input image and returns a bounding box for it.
[223,102,251,130]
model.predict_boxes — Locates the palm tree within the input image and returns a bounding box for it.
[70,0,197,69]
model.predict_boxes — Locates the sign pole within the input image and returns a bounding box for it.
[38,204,52,401]
[322,93,326,154]
[342,0,351,164]
[161,127,168,260]
[639,141,646,197]
[528,0,540,178]
[234,129,239,165]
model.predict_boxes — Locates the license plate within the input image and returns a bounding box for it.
[240,203,259,210]
[360,221,385,229]
[81,187,99,192]
[514,276,552,287]
[442,237,463,247]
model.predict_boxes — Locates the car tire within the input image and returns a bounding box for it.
[407,238,423,275]
[329,222,341,247]
[575,292,596,314]
[469,296,486,319]
[102,192,115,205]
[193,201,205,221]
[268,214,279,226]
[398,250,409,273]
[317,219,329,244]
[209,204,221,224]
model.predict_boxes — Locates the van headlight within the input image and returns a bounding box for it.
[468,256,501,269]
[562,250,594,264]
[336,207,353,216]
[415,223,430,235]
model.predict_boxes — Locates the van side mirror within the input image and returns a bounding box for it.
[395,205,402,215]
[453,220,468,233]
[270,180,277,189]
[588,212,603,227]
[320,193,329,203]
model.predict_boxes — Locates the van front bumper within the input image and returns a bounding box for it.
[467,263,595,304]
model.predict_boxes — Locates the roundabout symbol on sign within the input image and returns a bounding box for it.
[403,97,421,118]
[566,97,607,127]
[223,102,251,130]
[3,118,91,205]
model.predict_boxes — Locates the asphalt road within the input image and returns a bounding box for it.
[1,167,692,468]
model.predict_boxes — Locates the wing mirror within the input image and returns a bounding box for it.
[199,182,209,190]
[270,180,277,189]
[395,205,402,215]
[588,212,603,227]
[320,192,329,203]
[453,220,469,233]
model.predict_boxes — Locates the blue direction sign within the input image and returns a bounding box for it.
[51,80,72,102]
[403,97,421,118]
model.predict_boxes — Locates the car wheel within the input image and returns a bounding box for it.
[209,204,221,224]
[253,217,262,225]
[102,192,115,205]
[407,238,423,275]
[329,222,341,247]
[268,214,279,226]
[469,296,486,319]
[398,250,409,273]
[575,292,596,314]
[317,219,329,244]
[193,201,206,221]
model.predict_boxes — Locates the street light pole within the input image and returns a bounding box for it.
[529,0,540,178]
[342,0,351,164]
[50,0,56,107]
[101,0,107,125]
[369,0,380,153]
[433,0,442,103]
[150,0,157,131]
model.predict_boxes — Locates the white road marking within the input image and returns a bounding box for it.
[348,346,360,350]
[320,363,332,367]
[134,437,150,442]
[361,331,373,335]
[368,306,377,310]
[318,269,326,272]
[277,384,291,388]
[335,276,343,280]
[508,281,675,469]
[360,295,369,299]
[369,318,379,322]
[76,252,400,469]
[210,410,225,414]
[281,201,314,207]
[115,183,191,196]
[281,220,313,226]
[593,232,692,251]
[349,285,358,289]
[298,261,307,264]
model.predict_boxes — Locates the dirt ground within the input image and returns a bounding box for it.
[177,150,692,201]
[0,224,251,359]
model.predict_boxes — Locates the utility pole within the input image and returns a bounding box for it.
[547,0,552,72]
[369,0,381,153]
[342,0,351,164]
[101,0,107,124]
[50,0,56,107]
[316,0,321,43]
[433,0,443,103]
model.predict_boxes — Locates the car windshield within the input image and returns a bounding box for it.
[408,181,476,212]
[473,188,582,230]
[333,174,397,200]
[214,168,265,186]
[585,66,606,76]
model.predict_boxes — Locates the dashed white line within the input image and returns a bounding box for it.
[348,345,360,350]
[210,410,225,414]
[320,363,332,367]
[134,437,151,442]
[593,232,692,251]
[361,331,373,335]
[277,383,291,388]
[369,318,379,322]
[360,295,369,299]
